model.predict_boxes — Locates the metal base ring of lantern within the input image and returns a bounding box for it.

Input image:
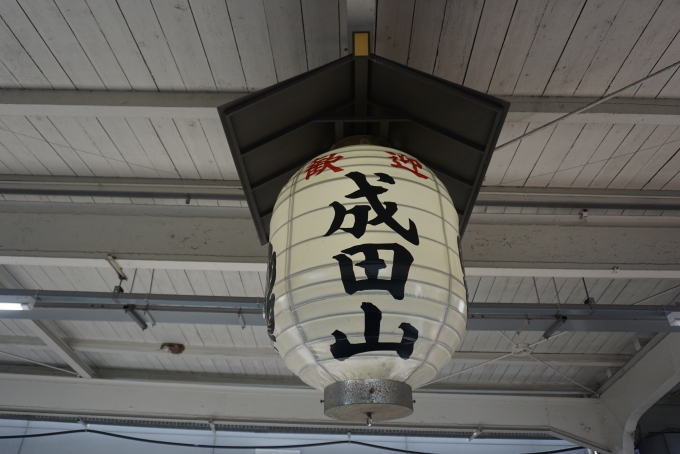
[324,379,413,423]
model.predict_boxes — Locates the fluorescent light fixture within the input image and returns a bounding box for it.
[0,295,35,311]
[667,312,680,326]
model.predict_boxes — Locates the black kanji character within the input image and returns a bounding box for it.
[264,245,276,342]
[330,302,418,361]
[324,171,419,245]
[333,243,413,300]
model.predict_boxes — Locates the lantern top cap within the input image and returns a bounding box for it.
[218,53,510,245]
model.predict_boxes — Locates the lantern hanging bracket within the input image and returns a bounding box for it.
[354,32,369,135]
[124,304,148,331]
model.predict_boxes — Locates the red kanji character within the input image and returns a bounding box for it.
[385,151,428,179]
[305,153,344,180]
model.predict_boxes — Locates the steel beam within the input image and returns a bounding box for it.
[477,187,680,211]
[2,89,680,125]
[1,205,680,271]
[0,290,678,333]
[21,320,97,379]
[0,335,631,367]
[599,333,680,454]
[2,176,680,211]
[0,373,616,451]
[0,176,244,201]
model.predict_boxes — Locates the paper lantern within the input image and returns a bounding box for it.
[265,144,467,422]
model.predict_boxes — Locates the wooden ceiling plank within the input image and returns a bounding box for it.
[433,0,483,84]
[463,0,515,93]
[151,0,215,91]
[571,124,633,187]
[488,0,549,95]
[635,31,680,97]
[472,276,495,302]
[72,117,135,178]
[24,116,93,177]
[406,0,446,73]
[240,271,264,298]
[0,120,50,175]
[501,122,557,186]
[184,270,214,297]
[544,0,625,96]
[589,124,658,188]
[499,276,523,303]
[162,270,194,296]
[263,0,308,82]
[375,0,415,65]
[513,0,586,96]
[464,275,481,301]
[486,276,509,302]
[85,0,156,91]
[147,118,200,179]
[484,123,524,186]
[117,0,186,90]
[610,136,678,189]
[47,116,119,177]
[54,0,131,90]
[0,0,73,88]
[0,17,50,88]
[96,116,160,178]
[526,123,585,187]
[187,0,245,91]
[511,277,536,303]
[173,118,223,180]
[20,265,58,290]
[548,124,612,188]
[200,118,239,180]
[574,0,662,97]
[126,118,181,179]
[301,0,340,70]
[0,117,71,176]
[625,126,680,189]
[657,65,680,98]
[203,270,230,297]
[18,0,104,90]
[226,0,277,90]
[608,0,680,95]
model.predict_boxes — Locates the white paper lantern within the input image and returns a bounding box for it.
[265,144,467,421]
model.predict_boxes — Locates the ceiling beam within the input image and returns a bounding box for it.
[1,89,680,125]
[0,205,679,272]
[2,176,680,212]
[477,186,680,211]
[600,333,680,454]
[0,372,616,451]
[0,176,244,201]
[0,365,597,396]
[0,290,678,332]
[21,320,97,379]
[0,335,631,367]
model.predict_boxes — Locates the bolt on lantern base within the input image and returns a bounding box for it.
[323,379,413,423]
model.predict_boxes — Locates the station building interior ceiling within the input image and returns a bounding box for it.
[0,1,679,453]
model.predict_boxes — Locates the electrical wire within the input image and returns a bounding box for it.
[0,428,587,454]
[495,58,680,151]
[425,352,515,386]
[528,354,598,396]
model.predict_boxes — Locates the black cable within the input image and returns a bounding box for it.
[0,427,586,454]
[351,440,584,454]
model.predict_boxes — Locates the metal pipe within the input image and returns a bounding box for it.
[0,290,677,333]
